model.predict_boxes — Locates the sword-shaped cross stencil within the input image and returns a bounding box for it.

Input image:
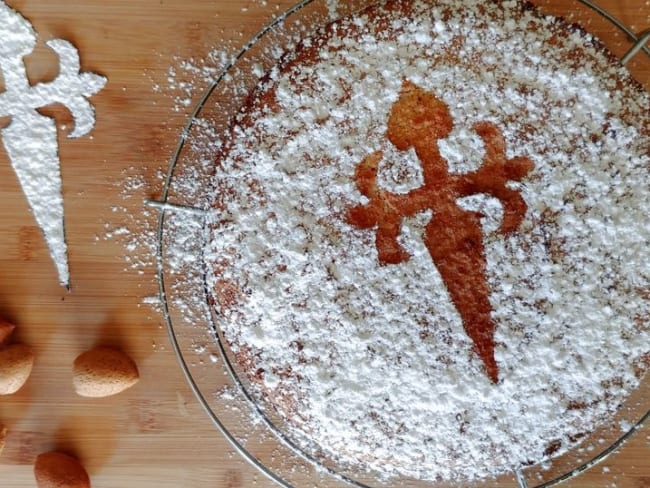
[0,2,106,288]
[348,81,534,383]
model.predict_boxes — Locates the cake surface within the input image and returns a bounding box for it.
[205,0,650,481]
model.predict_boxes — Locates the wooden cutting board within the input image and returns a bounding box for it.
[0,1,647,487]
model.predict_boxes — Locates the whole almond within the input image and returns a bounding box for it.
[34,452,90,488]
[73,346,139,398]
[0,320,15,346]
[0,424,6,458]
[0,343,34,394]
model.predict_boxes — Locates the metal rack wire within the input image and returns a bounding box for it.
[149,1,650,487]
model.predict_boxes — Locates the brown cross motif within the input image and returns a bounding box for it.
[347,81,534,383]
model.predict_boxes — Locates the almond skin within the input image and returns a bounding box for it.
[0,320,15,346]
[0,343,34,394]
[34,452,90,488]
[73,346,139,398]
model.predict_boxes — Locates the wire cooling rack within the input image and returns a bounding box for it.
[149,1,650,487]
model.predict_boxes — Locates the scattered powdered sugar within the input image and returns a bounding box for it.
[112,52,230,310]
[155,48,231,112]
[326,0,342,20]
[104,169,159,277]
[201,0,650,482]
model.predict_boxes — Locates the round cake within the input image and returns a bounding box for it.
[205,0,650,482]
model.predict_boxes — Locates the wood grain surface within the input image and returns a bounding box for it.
[0,1,648,487]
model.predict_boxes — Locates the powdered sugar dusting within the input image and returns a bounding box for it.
[0,1,106,287]
[203,0,650,482]
[157,49,231,112]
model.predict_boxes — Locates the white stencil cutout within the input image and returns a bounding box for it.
[0,1,106,287]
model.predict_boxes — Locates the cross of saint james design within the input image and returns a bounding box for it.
[347,81,534,383]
